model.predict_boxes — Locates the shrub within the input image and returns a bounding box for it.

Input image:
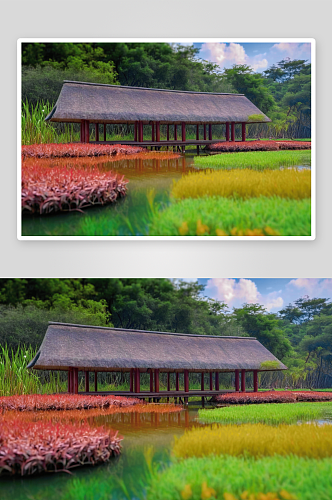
[21,143,145,158]
[0,418,122,476]
[171,169,311,201]
[212,391,332,406]
[207,140,311,153]
[149,197,311,237]
[22,163,128,214]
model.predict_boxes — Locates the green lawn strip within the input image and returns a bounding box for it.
[194,150,311,170]
[148,197,311,236]
[198,402,332,425]
[146,455,332,500]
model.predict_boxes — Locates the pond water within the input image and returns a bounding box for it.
[0,408,201,500]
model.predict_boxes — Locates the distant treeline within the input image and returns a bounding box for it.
[21,42,311,140]
[0,278,330,389]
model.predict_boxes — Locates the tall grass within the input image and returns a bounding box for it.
[171,169,311,201]
[198,402,332,425]
[194,150,311,170]
[146,455,332,500]
[173,422,332,459]
[0,345,65,396]
[149,196,311,236]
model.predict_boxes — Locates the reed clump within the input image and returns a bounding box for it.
[196,150,311,169]
[149,197,311,237]
[171,169,311,201]
[172,423,332,459]
[198,402,332,425]
[146,455,332,500]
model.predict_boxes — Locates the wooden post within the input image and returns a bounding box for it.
[80,121,84,142]
[85,371,89,393]
[104,123,107,142]
[95,123,99,142]
[68,369,72,393]
[167,372,170,402]
[204,124,207,140]
[156,121,160,142]
[196,124,200,154]
[202,396,205,408]
[176,372,179,391]
[73,368,78,394]
[94,372,98,392]
[134,122,137,142]
[151,122,155,142]
[150,369,154,392]
[181,122,186,142]
[226,122,230,142]
[85,121,90,143]
[174,124,177,141]
[167,124,170,141]
[235,369,240,392]
[231,122,235,142]
[209,372,213,391]
[209,124,212,141]
[136,369,141,393]
[154,369,160,393]
[215,372,219,391]
[201,372,205,391]
[184,370,189,393]
[241,369,246,392]
[242,122,246,142]
[130,369,134,392]
[254,370,258,392]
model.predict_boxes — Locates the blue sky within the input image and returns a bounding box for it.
[188,42,311,73]
[177,279,332,313]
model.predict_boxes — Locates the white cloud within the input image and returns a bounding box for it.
[200,42,268,71]
[288,278,332,296]
[205,278,283,312]
[272,43,311,58]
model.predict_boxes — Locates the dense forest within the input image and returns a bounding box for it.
[0,279,330,388]
[21,42,311,139]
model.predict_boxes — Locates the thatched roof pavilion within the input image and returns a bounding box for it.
[45,81,271,148]
[28,323,286,400]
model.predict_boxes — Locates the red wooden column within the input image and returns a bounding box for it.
[156,121,160,142]
[253,370,258,392]
[104,124,107,142]
[181,122,186,142]
[201,372,205,391]
[226,122,230,141]
[149,369,154,392]
[215,371,219,391]
[209,124,212,141]
[167,372,171,402]
[209,372,213,391]
[94,372,98,392]
[68,368,72,393]
[73,368,79,394]
[134,122,137,142]
[130,369,134,392]
[235,370,240,392]
[154,369,160,393]
[196,124,200,154]
[167,124,170,141]
[242,122,246,142]
[135,369,140,393]
[151,122,155,142]
[174,124,177,141]
[184,370,189,393]
[204,124,207,140]
[95,123,99,142]
[80,121,84,143]
[231,122,235,142]
[85,371,89,392]
[176,372,179,391]
[85,121,90,143]
[241,369,246,392]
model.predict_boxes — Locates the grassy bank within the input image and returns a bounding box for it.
[149,197,311,236]
[146,455,332,500]
[194,150,311,170]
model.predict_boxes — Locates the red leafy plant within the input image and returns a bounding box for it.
[207,140,311,153]
[0,418,122,476]
[214,391,332,405]
[0,393,142,412]
[22,143,145,159]
[22,163,128,214]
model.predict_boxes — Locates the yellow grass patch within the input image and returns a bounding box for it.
[172,169,311,201]
[172,423,332,459]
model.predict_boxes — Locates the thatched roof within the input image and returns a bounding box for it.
[28,322,286,372]
[45,81,271,125]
